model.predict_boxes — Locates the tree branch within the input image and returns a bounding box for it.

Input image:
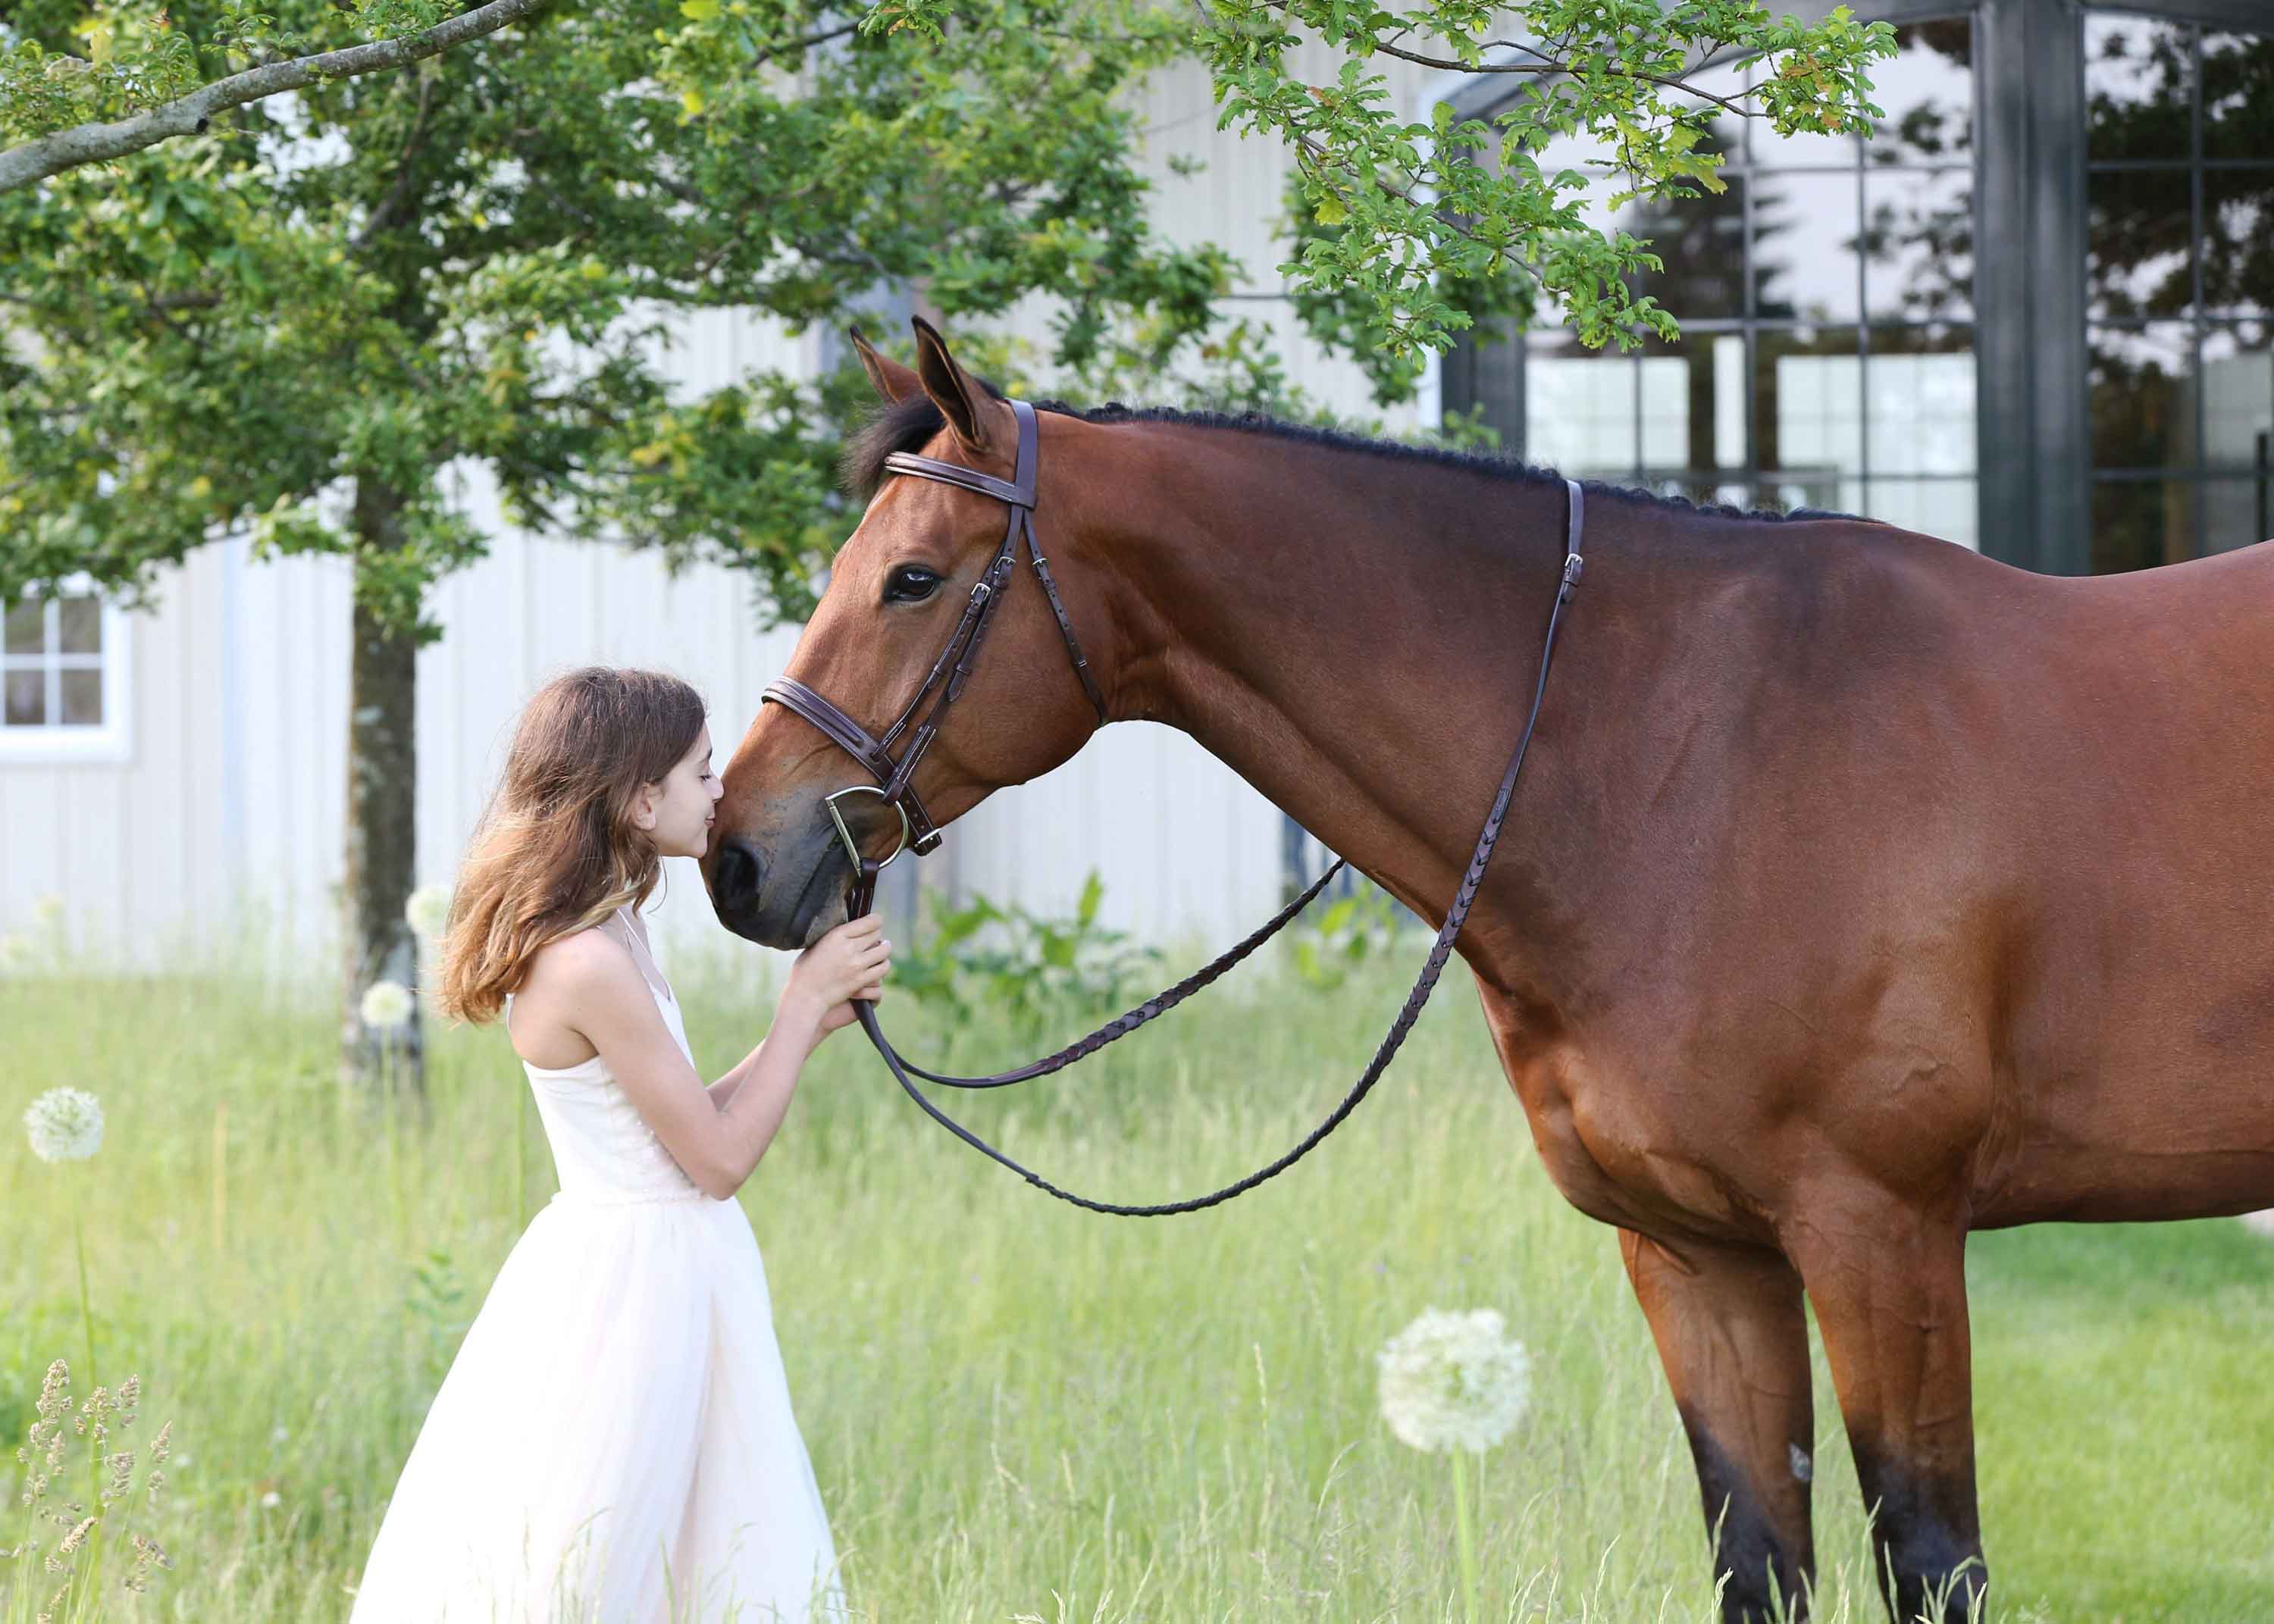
[0,0,553,194]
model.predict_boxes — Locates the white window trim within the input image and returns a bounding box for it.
[0,572,135,765]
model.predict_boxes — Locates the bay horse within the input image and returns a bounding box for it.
[701,317,2274,1623]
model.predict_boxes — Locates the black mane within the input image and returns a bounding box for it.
[840,387,1856,527]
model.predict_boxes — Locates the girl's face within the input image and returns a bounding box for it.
[633,724,725,860]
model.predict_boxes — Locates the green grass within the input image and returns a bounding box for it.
[2,913,2269,1622]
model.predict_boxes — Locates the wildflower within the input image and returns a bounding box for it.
[31,893,64,928]
[361,980,414,1028]
[259,1489,281,1508]
[23,1088,102,1162]
[1376,1307,1531,1454]
[406,883,453,940]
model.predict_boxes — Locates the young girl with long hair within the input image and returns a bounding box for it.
[347,665,885,1623]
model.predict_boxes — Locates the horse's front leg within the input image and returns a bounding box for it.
[1622,1229,1818,1622]
[1781,1186,1986,1624]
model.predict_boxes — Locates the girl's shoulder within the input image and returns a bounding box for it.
[509,918,645,1068]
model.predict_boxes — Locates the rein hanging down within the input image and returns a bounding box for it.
[761,398,1588,1216]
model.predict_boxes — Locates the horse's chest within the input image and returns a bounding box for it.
[1477,991,1777,1244]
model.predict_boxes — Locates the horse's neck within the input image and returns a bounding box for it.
[1096,427,1600,937]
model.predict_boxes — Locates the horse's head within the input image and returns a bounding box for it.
[704,318,1117,948]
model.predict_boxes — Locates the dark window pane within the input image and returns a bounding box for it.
[1863,169,1972,321]
[2085,16,2194,162]
[2091,478,2195,572]
[1635,329,1746,482]
[1861,477,1978,550]
[59,670,102,726]
[1618,171,1748,321]
[2203,174,2274,318]
[2201,324,2274,473]
[56,597,100,656]
[5,600,44,656]
[4,670,43,726]
[1757,327,1863,496]
[1750,172,1862,321]
[2088,167,2194,321]
[1525,341,1640,479]
[1866,325,1976,475]
[2091,324,2195,469]
[2201,30,2274,163]
[2203,477,2272,555]
[1868,20,1975,166]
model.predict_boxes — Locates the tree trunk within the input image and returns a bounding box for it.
[339,477,424,1103]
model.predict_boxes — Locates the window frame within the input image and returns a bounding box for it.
[1,572,136,765]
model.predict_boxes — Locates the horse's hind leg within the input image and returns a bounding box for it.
[1621,1230,1816,1622]
[1781,1188,1985,1624]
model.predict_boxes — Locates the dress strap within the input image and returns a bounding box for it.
[613,906,673,1004]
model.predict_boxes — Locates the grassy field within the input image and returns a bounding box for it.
[4,913,2270,1622]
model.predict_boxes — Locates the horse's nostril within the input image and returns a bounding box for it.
[713,836,765,916]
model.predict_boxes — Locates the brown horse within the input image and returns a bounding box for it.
[703,318,2274,1623]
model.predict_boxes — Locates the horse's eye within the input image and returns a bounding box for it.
[884,566,941,604]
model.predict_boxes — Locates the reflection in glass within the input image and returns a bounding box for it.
[2091,324,2194,469]
[1756,328,1863,504]
[1862,478,1978,549]
[2088,167,2193,321]
[1527,343,1640,477]
[4,671,42,727]
[5,601,42,656]
[1750,172,1862,321]
[2091,477,2194,573]
[57,598,100,656]
[1863,169,1972,321]
[1867,20,1975,165]
[1615,167,1747,320]
[2201,30,2274,162]
[2085,16,2193,161]
[1865,327,1975,475]
[2205,180,2274,318]
[60,671,102,728]
[2200,326,2274,473]
[1746,61,1859,169]
[2202,477,2272,554]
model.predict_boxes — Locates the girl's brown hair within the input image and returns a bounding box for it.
[433,667,706,1026]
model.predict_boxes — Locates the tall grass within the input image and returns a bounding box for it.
[3,903,2269,1622]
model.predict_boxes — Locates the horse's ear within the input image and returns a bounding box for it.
[848,325,921,405]
[910,314,1001,455]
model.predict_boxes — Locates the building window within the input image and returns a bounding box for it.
[1453,20,1981,549]
[2084,14,2274,571]
[1,577,133,764]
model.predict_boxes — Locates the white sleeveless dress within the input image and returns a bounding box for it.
[348,909,847,1623]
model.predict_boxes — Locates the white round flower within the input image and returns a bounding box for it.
[23,1087,104,1162]
[1376,1306,1532,1454]
[360,979,415,1028]
[31,894,64,928]
[0,934,26,971]
[405,883,453,940]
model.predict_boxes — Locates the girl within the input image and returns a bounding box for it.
[349,666,887,1623]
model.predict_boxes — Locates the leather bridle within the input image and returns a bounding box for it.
[762,395,1588,1216]
[761,399,1105,873]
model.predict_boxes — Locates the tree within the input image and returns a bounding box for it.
[0,0,552,193]
[0,0,1249,1094]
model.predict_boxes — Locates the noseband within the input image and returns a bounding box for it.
[760,398,1107,875]
[761,393,1589,1216]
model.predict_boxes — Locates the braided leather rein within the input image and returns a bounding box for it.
[763,398,1587,1216]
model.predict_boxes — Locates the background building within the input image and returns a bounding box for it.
[8,6,2270,979]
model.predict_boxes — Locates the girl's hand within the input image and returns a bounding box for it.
[781,912,891,1043]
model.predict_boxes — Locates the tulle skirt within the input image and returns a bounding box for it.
[348,1191,847,1624]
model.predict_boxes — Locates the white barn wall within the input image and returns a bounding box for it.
[2,52,1446,983]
